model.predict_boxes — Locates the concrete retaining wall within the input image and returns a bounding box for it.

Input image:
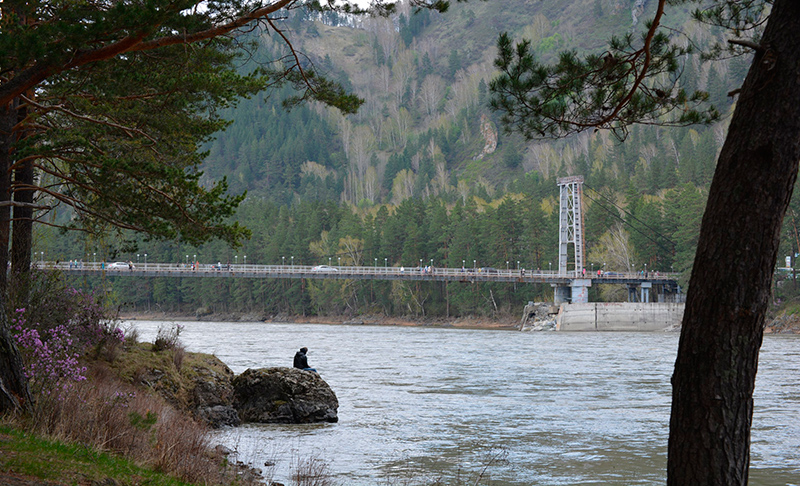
[556,302,684,331]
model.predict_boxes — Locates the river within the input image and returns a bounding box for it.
[128,320,800,485]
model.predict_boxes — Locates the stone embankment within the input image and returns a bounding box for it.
[521,302,683,331]
[766,312,800,333]
[519,302,559,330]
[521,302,800,333]
[557,302,684,331]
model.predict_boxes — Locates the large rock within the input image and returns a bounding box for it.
[189,355,240,428]
[232,367,338,424]
[195,404,240,428]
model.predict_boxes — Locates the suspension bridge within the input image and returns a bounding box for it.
[48,176,682,304]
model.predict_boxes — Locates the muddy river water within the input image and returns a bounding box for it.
[129,320,800,485]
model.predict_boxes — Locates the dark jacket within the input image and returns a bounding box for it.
[294,350,309,369]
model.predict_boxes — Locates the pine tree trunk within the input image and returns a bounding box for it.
[667,1,800,484]
[0,103,11,301]
[0,311,31,413]
[11,101,33,280]
[0,101,31,414]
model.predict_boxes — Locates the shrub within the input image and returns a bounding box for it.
[8,270,126,420]
[152,324,184,352]
[291,454,339,486]
[10,270,121,348]
[10,310,87,399]
[9,270,125,365]
[172,343,186,371]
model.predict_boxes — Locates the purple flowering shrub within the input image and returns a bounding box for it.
[10,309,87,398]
[8,270,125,399]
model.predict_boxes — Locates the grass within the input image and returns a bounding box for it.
[102,341,233,411]
[0,424,196,486]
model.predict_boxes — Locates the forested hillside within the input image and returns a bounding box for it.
[37,0,800,318]
[201,0,743,202]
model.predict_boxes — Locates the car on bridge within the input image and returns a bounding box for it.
[311,265,338,272]
[107,262,132,270]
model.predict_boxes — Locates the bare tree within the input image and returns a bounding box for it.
[419,74,444,116]
[390,169,415,205]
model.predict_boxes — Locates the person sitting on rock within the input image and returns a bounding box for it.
[293,347,317,373]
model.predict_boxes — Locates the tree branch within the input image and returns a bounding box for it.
[0,201,51,210]
[581,0,668,130]
[266,17,316,96]
[19,94,158,143]
[129,0,297,53]
[0,0,298,107]
[728,38,764,52]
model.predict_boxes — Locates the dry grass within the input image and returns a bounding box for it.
[291,454,339,486]
[172,343,186,370]
[10,363,260,486]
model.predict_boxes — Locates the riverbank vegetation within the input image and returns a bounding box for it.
[1,273,264,486]
[0,424,209,486]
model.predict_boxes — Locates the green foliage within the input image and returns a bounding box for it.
[1,0,376,253]
[128,411,159,432]
[6,37,261,247]
[273,67,364,114]
[489,29,718,140]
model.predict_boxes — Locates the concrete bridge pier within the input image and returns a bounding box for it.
[627,283,652,302]
[632,282,652,302]
[655,282,684,303]
[553,284,571,304]
[553,279,592,304]
[571,279,591,303]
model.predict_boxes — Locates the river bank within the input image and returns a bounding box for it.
[119,309,800,333]
[119,310,521,330]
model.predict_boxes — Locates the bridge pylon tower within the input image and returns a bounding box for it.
[555,175,589,304]
[557,175,585,277]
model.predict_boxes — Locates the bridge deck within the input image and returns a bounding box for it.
[50,262,678,286]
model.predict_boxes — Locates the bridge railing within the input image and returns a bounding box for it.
[43,261,678,281]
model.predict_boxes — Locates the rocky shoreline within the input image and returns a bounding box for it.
[765,312,800,334]
[119,310,522,330]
